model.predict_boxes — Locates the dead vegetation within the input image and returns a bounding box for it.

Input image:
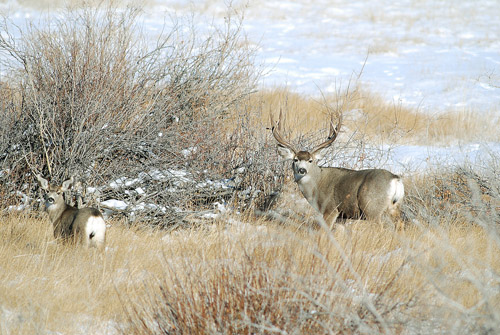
[2,174,500,334]
[1,158,500,334]
[0,2,277,223]
[249,87,500,145]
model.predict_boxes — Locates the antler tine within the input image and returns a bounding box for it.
[270,109,296,153]
[312,112,342,154]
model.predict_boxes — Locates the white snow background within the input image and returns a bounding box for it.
[137,0,500,113]
[1,0,500,211]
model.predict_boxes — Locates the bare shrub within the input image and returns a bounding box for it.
[398,159,500,333]
[122,225,416,335]
[401,159,500,226]
[0,3,265,223]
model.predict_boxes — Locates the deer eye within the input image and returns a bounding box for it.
[47,197,55,204]
[293,158,298,162]
[309,159,313,163]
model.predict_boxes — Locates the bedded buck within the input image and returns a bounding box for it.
[37,175,106,249]
[271,112,404,229]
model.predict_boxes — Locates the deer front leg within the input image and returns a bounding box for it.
[323,209,340,230]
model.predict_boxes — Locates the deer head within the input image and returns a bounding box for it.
[271,110,342,182]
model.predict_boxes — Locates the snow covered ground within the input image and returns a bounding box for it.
[142,0,500,114]
[2,0,499,114]
[385,141,500,174]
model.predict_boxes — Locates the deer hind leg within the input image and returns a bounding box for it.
[360,190,402,231]
[76,227,90,248]
[363,212,384,231]
[389,204,404,231]
[367,206,403,231]
[69,227,86,248]
[358,198,385,229]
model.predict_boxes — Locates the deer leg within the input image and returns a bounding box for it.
[389,206,404,231]
[362,210,385,230]
[323,209,340,230]
[377,216,384,230]
[360,198,388,230]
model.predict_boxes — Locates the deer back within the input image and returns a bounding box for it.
[316,167,401,220]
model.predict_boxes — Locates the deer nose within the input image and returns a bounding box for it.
[298,168,307,175]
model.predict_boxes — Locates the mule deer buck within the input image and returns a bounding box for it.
[36,175,106,249]
[271,111,404,229]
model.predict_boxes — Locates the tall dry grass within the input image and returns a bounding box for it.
[2,168,500,335]
[246,87,500,145]
[2,62,499,334]
[0,214,167,334]
[107,179,500,334]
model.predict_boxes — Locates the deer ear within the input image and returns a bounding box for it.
[276,145,295,160]
[36,175,49,190]
[312,147,328,161]
[61,177,74,192]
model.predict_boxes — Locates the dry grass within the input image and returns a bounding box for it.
[349,89,500,144]
[2,187,500,334]
[244,87,499,145]
[0,214,166,334]
[3,82,499,333]
[2,79,498,333]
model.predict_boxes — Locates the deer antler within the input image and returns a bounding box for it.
[311,112,342,154]
[270,109,297,154]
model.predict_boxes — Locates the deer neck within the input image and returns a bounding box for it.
[46,200,69,225]
[296,168,321,212]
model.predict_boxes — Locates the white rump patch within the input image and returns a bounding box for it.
[85,216,106,248]
[388,178,405,205]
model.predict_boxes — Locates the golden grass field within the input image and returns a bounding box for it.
[1,167,500,334]
[249,88,500,145]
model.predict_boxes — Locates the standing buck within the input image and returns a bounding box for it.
[271,112,404,229]
[37,175,106,249]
